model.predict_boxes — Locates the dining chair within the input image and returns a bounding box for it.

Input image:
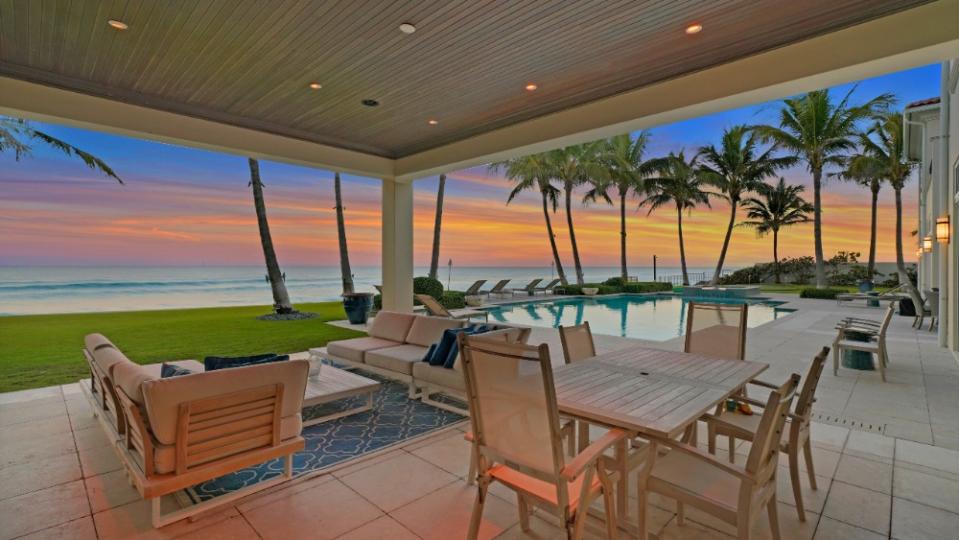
[559,322,596,364]
[684,302,748,360]
[924,289,939,331]
[637,373,801,540]
[706,347,829,522]
[832,303,894,381]
[458,333,629,540]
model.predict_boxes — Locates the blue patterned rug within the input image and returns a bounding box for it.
[187,367,466,502]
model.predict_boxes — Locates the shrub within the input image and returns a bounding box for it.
[621,282,672,293]
[603,277,626,287]
[373,294,382,310]
[555,283,613,295]
[799,287,844,299]
[412,276,443,300]
[439,291,465,310]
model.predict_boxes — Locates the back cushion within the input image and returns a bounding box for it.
[84,333,115,353]
[368,311,416,342]
[93,347,133,378]
[112,360,158,405]
[405,316,465,347]
[204,353,289,371]
[142,359,310,445]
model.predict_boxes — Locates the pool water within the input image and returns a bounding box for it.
[483,294,794,341]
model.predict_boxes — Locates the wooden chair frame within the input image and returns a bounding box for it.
[683,302,748,361]
[707,348,829,522]
[459,334,627,539]
[833,302,894,381]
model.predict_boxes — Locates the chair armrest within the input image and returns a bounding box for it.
[748,378,779,390]
[464,431,474,443]
[652,437,754,482]
[842,317,880,325]
[561,428,630,482]
[835,324,879,334]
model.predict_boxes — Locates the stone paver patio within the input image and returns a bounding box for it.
[2,295,959,539]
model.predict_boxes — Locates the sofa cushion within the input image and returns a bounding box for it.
[365,345,430,375]
[93,347,134,379]
[413,361,466,393]
[142,360,309,446]
[111,360,158,405]
[327,336,400,363]
[405,316,465,347]
[204,353,288,371]
[368,311,416,342]
[84,333,115,353]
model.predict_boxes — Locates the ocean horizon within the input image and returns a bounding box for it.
[0,265,729,316]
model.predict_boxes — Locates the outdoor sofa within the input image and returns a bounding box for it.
[324,310,530,414]
[80,334,308,528]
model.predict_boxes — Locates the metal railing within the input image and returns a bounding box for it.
[656,270,731,286]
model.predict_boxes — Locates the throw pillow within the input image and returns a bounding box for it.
[422,343,438,363]
[203,353,289,371]
[160,363,195,378]
[429,328,468,366]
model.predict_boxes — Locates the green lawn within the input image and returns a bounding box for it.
[0,302,365,393]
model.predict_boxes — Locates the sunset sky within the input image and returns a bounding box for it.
[0,64,939,270]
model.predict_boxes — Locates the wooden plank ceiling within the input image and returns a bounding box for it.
[0,0,930,159]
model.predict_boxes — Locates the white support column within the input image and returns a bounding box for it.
[381,178,414,313]
[938,61,951,346]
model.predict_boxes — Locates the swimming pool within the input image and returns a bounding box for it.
[483,294,794,341]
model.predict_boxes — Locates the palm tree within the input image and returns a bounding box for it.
[333,172,354,295]
[586,132,656,282]
[491,155,569,286]
[1,116,121,182]
[739,178,814,283]
[834,147,885,278]
[753,89,893,288]
[428,173,446,280]
[247,158,295,314]
[699,125,795,284]
[858,112,918,293]
[640,151,712,286]
[547,143,602,285]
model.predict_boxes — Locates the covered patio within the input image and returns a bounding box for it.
[2,1,959,539]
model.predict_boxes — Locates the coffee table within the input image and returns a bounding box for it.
[302,364,380,426]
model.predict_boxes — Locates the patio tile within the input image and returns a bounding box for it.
[77,443,124,478]
[330,449,407,479]
[334,515,419,539]
[779,446,841,478]
[895,439,959,476]
[658,518,734,539]
[85,469,141,513]
[685,502,816,540]
[17,516,97,540]
[814,516,885,540]
[893,465,959,514]
[93,496,240,540]
[776,467,831,515]
[234,472,339,514]
[891,496,959,540]
[0,386,63,406]
[408,430,473,478]
[821,481,891,535]
[494,513,568,540]
[0,430,76,469]
[242,478,383,540]
[884,419,934,445]
[73,424,113,451]
[844,431,894,463]
[0,415,72,448]
[808,423,849,452]
[0,399,68,427]
[0,451,81,500]
[339,451,457,512]
[61,383,83,396]
[0,480,89,540]
[833,454,892,494]
[174,514,262,540]
[390,482,518,540]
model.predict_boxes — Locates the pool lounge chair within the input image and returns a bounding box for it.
[835,284,905,305]
[484,279,512,297]
[415,294,488,322]
[511,278,543,296]
[463,279,486,296]
[533,278,561,295]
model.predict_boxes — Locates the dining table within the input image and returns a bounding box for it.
[551,344,769,530]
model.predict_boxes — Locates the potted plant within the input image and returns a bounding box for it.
[342,292,374,324]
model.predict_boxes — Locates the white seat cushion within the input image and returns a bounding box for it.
[412,361,465,392]
[365,345,430,375]
[327,336,401,363]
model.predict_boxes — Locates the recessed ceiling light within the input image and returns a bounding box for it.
[685,23,703,35]
[525,83,538,91]
[399,23,416,34]
[107,19,128,30]
[361,99,380,107]
[427,119,438,125]
[308,82,322,90]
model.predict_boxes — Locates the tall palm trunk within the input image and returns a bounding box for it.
[812,168,826,288]
[248,158,294,314]
[619,189,628,281]
[772,227,781,284]
[542,192,569,286]
[565,182,585,285]
[711,199,737,284]
[867,181,879,278]
[333,172,354,295]
[677,205,689,286]
[428,173,446,280]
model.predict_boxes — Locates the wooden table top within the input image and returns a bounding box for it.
[303,365,380,404]
[553,346,767,439]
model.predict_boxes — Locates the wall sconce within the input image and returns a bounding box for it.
[922,235,934,253]
[936,215,951,244]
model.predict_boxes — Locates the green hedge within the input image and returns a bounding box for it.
[799,287,844,299]
[413,276,444,300]
[556,281,670,296]
[439,291,466,309]
[621,282,672,294]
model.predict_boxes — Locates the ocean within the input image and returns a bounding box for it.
[0,265,722,316]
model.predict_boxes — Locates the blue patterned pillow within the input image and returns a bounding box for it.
[422,343,438,362]
[428,328,469,366]
[442,325,492,369]
[203,353,289,371]
[160,363,195,378]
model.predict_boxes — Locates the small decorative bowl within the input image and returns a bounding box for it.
[465,295,483,307]
[582,287,599,296]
